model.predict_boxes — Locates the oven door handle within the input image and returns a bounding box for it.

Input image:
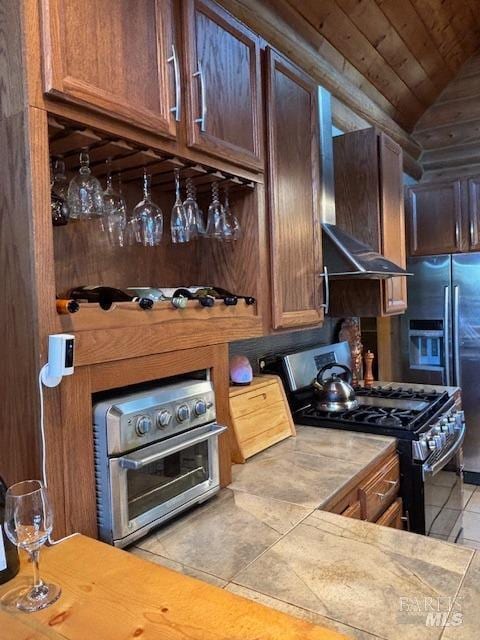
[119,424,227,471]
[422,423,465,478]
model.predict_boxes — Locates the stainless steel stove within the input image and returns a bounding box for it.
[264,342,466,538]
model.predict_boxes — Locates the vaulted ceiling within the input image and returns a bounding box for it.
[280,0,480,132]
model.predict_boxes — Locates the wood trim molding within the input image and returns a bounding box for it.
[217,0,422,161]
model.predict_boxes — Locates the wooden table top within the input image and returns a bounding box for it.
[0,535,347,640]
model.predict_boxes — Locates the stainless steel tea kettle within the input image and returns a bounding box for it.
[312,363,358,412]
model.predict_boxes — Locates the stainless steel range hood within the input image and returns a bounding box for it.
[318,87,412,280]
[322,223,412,279]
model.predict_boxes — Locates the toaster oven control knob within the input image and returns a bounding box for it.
[136,415,152,436]
[176,404,190,422]
[157,410,172,429]
[194,399,207,416]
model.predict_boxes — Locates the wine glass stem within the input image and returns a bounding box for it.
[30,549,44,594]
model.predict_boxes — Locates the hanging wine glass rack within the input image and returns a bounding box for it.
[48,116,262,334]
[48,116,256,194]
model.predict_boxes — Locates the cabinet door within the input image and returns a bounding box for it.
[406,180,465,256]
[379,134,407,315]
[183,0,262,170]
[40,0,176,137]
[467,177,480,251]
[266,48,323,329]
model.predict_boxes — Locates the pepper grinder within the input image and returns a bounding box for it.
[364,350,375,388]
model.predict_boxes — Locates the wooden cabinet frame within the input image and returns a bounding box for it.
[266,48,324,329]
[182,0,263,170]
[406,179,465,256]
[40,0,177,137]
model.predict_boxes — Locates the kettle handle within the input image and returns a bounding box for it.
[316,363,353,385]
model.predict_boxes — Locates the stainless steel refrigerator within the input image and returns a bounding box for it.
[400,254,480,480]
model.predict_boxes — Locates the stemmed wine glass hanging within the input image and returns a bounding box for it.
[52,153,241,244]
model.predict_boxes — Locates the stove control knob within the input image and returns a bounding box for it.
[427,438,436,451]
[433,434,443,448]
[136,415,152,436]
[441,422,449,432]
[432,424,441,435]
[176,404,190,422]
[194,399,207,416]
[157,410,172,429]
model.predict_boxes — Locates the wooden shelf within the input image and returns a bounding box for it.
[48,116,256,193]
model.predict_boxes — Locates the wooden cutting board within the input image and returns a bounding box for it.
[229,374,295,462]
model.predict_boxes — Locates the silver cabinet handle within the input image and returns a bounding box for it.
[167,44,181,121]
[193,61,206,132]
[455,220,460,248]
[453,284,460,386]
[319,265,329,314]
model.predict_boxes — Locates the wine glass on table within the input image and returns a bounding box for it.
[2,480,61,612]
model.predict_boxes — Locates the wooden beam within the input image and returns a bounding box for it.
[218,0,422,160]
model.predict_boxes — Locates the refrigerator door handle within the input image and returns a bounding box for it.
[453,284,461,387]
[444,285,452,386]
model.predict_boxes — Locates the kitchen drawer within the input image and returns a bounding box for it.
[342,501,362,520]
[229,375,295,461]
[376,498,403,529]
[359,453,400,521]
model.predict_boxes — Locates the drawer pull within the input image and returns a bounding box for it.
[385,480,397,486]
[249,393,267,401]
[375,491,387,501]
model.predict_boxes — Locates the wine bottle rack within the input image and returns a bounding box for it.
[48,116,256,194]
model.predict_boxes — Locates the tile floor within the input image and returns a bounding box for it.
[430,482,480,548]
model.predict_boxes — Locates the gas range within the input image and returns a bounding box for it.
[263,341,466,537]
[297,384,463,462]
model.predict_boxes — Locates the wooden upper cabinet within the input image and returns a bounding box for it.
[40,0,177,137]
[330,128,407,318]
[379,134,407,315]
[182,0,263,171]
[266,48,323,330]
[406,179,465,256]
[467,177,480,252]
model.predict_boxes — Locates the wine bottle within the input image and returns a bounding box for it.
[172,288,215,308]
[211,287,255,306]
[56,298,80,315]
[65,286,154,311]
[0,477,19,584]
[189,286,255,306]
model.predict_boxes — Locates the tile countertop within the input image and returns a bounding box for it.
[133,425,476,640]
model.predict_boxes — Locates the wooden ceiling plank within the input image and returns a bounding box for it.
[464,0,480,29]
[375,0,455,86]
[336,0,440,107]
[262,0,407,125]
[410,0,470,70]
[218,0,422,157]
[440,0,480,58]
[286,0,425,125]
[414,117,480,150]
[415,93,480,131]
